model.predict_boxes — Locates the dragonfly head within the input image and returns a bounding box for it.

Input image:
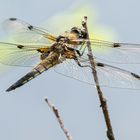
[70,27,87,39]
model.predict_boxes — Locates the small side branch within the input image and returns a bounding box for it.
[44,97,73,140]
[82,16,115,140]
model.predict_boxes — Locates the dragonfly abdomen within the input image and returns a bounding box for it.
[6,69,42,92]
[6,52,60,92]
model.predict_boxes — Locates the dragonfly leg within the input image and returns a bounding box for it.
[74,57,91,68]
[79,41,85,51]
[77,42,86,56]
[66,43,86,57]
[71,47,85,57]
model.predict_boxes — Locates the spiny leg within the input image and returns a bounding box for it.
[74,57,92,68]
[66,42,86,57]
[77,42,87,56]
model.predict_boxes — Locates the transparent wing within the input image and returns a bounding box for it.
[95,62,140,89]
[0,42,51,67]
[2,18,57,43]
[75,39,140,64]
[54,59,94,84]
[54,58,140,90]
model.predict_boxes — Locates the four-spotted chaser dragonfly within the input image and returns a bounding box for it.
[0,18,140,91]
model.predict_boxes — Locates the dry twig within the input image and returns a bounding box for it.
[45,97,73,140]
[82,16,115,140]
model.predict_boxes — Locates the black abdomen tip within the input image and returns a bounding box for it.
[6,85,16,92]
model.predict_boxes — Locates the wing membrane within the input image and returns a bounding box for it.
[0,42,51,67]
[2,18,57,43]
[54,58,140,89]
[96,62,140,89]
[74,39,140,64]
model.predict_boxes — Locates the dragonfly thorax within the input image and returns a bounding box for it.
[57,27,87,45]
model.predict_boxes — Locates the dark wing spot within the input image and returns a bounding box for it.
[28,25,33,30]
[37,48,44,53]
[9,18,17,21]
[96,62,104,67]
[17,45,24,49]
[113,43,120,48]
[131,73,140,79]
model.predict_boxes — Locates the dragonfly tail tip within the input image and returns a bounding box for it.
[6,86,16,92]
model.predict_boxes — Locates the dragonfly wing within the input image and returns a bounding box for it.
[91,40,140,64]
[54,58,140,89]
[95,62,140,89]
[0,42,51,67]
[54,59,94,84]
[2,18,57,43]
[75,39,140,64]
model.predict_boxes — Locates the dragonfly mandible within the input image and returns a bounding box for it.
[0,17,140,91]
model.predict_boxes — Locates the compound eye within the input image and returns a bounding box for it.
[71,27,80,33]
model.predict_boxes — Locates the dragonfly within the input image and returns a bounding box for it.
[0,17,140,92]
